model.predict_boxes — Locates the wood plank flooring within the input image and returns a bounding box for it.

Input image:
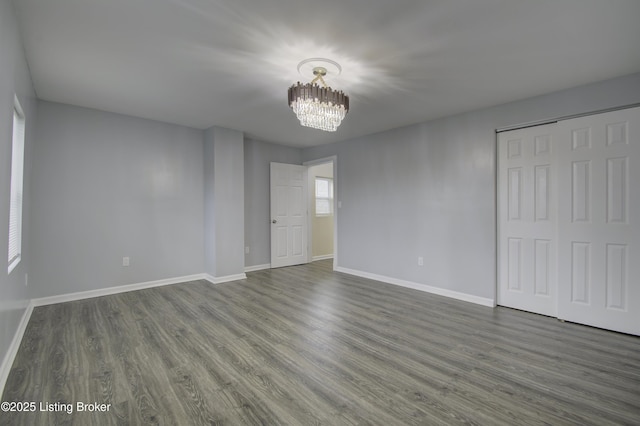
[2,260,639,425]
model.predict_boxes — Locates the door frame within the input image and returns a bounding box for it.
[303,156,338,270]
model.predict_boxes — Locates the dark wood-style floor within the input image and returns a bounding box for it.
[2,260,639,425]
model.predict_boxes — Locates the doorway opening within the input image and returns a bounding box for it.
[305,156,337,270]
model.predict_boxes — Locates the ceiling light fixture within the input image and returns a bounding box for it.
[288,58,349,132]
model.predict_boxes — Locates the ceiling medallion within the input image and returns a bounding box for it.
[288,58,349,132]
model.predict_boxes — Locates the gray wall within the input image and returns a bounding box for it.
[203,126,245,278]
[303,72,640,301]
[0,0,37,380]
[244,138,302,267]
[29,102,205,298]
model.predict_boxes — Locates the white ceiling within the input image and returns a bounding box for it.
[12,0,640,147]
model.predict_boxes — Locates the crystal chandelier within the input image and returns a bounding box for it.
[288,59,349,132]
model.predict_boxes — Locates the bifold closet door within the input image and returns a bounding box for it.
[557,107,640,335]
[498,124,558,317]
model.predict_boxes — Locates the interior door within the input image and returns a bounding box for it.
[270,162,308,268]
[557,107,640,335]
[498,124,558,316]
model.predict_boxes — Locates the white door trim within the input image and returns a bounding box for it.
[496,102,640,134]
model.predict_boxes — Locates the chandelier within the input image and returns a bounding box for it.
[288,58,349,132]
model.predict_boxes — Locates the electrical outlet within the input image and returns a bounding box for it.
[245,246,250,254]
[122,257,130,267]
[418,256,424,266]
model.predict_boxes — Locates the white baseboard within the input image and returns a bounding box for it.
[204,273,247,284]
[1,270,245,396]
[312,255,334,262]
[0,303,34,395]
[334,266,495,307]
[32,274,207,307]
[31,271,252,308]
[244,263,271,273]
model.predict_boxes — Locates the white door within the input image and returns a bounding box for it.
[270,162,308,268]
[557,107,640,335]
[498,124,558,316]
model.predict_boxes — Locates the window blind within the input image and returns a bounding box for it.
[8,98,25,273]
[315,177,333,216]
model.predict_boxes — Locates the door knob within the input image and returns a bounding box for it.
[272,219,277,224]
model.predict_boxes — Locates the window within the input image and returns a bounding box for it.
[315,177,333,216]
[8,96,25,273]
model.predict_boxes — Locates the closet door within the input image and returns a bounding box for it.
[557,107,640,335]
[498,124,557,317]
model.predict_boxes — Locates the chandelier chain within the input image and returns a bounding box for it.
[310,74,327,88]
